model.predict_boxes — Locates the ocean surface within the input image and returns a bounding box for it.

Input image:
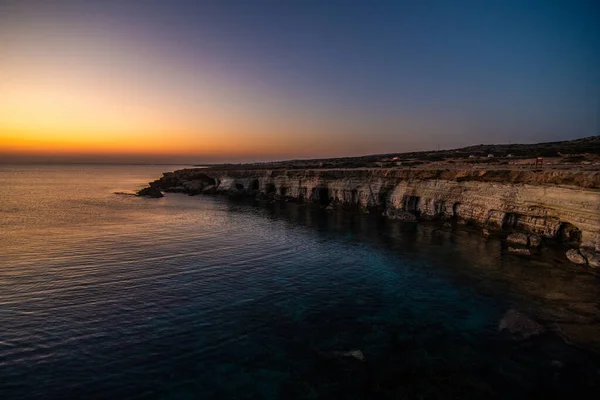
[1,164,599,399]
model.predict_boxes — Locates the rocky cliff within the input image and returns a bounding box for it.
[141,167,600,265]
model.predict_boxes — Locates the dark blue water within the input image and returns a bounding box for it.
[1,165,599,399]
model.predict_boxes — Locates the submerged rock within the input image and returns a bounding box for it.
[508,247,531,256]
[498,309,546,340]
[507,233,529,246]
[385,210,417,221]
[565,249,587,265]
[137,186,164,198]
[528,234,542,248]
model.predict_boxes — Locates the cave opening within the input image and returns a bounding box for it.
[378,187,393,209]
[235,183,244,190]
[558,222,582,245]
[404,195,420,214]
[318,187,330,206]
[266,183,276,194]
[250,179,259,191]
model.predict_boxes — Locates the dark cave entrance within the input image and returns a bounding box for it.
[265,183,277,195]
[318,187,330,206]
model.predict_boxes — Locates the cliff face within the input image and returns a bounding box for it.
[146,168,600,256]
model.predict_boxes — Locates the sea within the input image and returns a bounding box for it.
[1,164,598,399]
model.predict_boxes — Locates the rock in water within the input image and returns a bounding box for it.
[565,249,587,265]
[579,248,600,268]
[508,247,531,256]
[384,209,417,221]
[498,309,546,340]
[528,234,542,248]
[137,186,164,198]
[506,232,528,246]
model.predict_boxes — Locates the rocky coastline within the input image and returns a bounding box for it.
[138,166,600,269]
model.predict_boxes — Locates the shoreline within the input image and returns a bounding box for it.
[138,165,600,269]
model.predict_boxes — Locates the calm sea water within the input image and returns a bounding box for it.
[1,165,599,399]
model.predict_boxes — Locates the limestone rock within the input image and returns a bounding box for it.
[143,167,600,251]
[498,309,546,340]
[507,233,528,246]
[528,234,542,248]
[508,247,530,256]
[137,186,163,198]
[182,180,205,195]
[202,185,216,194]
[385,209,417,221]
[579,248,600,268]
[566,249,587,265]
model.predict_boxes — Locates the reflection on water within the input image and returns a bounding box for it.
[0,165,598,399]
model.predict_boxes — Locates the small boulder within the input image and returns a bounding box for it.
[499,309,546,340]
[507,233,528,246]
[482,228,490,237]
[182,180,205,195]
[528,234,542,248]
[566,249,587,265]
[227,188,245,199]
[202,185,216,194]
[508,247,530,256]
[579,248,600,268]
[137,186,164,198]
[385,210,417,221]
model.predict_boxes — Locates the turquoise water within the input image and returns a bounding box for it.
[1,165,598,399]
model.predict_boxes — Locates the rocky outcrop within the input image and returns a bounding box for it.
[508,247,531,256]
[506,233,529,246]
[580,249,600,268]
[505,233,542,255]
[140,167,600,261]
[137,186,163,198]
[566,248,600,267]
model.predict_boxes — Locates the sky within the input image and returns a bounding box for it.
[1,0,598,164]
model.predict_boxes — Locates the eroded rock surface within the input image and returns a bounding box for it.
[139,167,600,260]
[566,249,588,265]
[507,233,528,246]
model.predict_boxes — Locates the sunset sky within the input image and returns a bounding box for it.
[1,0,598,164]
